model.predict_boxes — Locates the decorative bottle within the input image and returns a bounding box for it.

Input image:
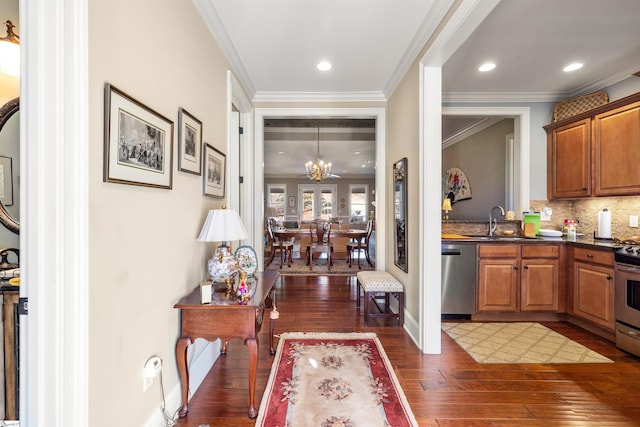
[236,272,249,305]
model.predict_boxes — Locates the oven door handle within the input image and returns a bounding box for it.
[616,263,640,274]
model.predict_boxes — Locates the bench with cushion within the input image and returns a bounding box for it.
[356,271,404,326]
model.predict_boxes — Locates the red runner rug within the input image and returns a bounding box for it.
[255,332,418,426]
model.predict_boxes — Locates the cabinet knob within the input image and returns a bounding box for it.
[523,265,529,270]
[587,254,594,258]
[514,266,519,270]
[606,275,612,280]
[582,187,588,191]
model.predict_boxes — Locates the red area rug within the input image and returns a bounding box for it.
[255,332,418,427]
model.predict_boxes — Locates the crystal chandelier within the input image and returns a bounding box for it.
[305,126,332,182]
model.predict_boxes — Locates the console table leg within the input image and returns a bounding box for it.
[245,337,259,419]
[175,336,192,418]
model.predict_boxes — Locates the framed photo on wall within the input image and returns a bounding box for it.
[203,143,225,198]
[103,83,174,189]
[177,107,202,175]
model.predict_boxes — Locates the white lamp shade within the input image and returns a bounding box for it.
[0,40,19,76]
[197,209,248,243]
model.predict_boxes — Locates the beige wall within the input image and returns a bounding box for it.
[386,63,420,319]
[88,1,233,425]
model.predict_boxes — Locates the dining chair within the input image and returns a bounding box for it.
[306,221,333,270]
[266,220,294,269]
[347,219,374,268]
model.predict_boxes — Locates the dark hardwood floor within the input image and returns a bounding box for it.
[175,275,640,427]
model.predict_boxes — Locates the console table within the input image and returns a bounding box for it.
[174,270,279,419]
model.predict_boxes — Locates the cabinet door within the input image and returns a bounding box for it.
[478,259,518,311]
[548,118,591,199]
[594,101,640,196]
[573,261,614,331]
[521,259,559,311]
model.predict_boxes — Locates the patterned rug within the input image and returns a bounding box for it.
[442,322,613,364]
[265,256,374,275]
[255,332,418,427]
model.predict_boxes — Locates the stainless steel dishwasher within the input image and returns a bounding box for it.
[441,243,477,318]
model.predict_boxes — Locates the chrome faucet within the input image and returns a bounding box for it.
[489,205,505,236]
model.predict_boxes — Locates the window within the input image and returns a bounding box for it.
[266,184,286,219]
[298,184,337,221]
[349,184,368,223]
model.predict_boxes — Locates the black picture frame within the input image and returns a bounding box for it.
[178,107,202,175]
[203,143,225,198]
[103,83,174,189]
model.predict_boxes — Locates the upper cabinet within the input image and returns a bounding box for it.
[545,92,640,199]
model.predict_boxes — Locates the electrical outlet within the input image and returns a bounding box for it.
[630,215,639,228]
[143,356,162,392]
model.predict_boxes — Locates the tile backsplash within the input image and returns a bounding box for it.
[530,196,640,239]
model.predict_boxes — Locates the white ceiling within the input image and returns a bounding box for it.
[194,0,640,176]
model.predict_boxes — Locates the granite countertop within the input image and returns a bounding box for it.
[441,234,621,250]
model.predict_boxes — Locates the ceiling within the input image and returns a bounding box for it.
[194,0,640,177]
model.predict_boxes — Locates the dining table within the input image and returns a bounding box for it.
[271,227,367,268]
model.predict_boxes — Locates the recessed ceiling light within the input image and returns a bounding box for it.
[317,61,332,71]
[478,62,496,72]
[563,62,583,72]
[354,151,361,155]
[278,151,284,154]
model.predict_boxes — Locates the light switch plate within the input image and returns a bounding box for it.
[630,215,639,228]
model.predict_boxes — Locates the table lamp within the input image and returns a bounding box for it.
[197,208,248,292]
[442,198,452,222]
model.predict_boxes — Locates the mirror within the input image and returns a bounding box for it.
[0,98,19,234]
[393,158,407,272]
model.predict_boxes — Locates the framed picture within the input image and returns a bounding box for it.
[288,196,295,208]
[177,107,202,175]
[0,156,13,206]
[103,83,173,189]
[203,143,225,198]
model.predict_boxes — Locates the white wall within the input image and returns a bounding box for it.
[88,1,234,426]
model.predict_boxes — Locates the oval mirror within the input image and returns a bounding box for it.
[0,98,19,234]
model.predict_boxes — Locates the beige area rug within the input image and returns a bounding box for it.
[265,256,374,276]
[442,322,613,364]
[255,332,418,427]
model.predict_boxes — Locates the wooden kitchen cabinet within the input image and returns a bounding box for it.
[571,247,615,331]
[545,91,640,199]
[521,245,561,311]
[477,244,561,313]
[593,100,640,196]
[547,118,591,199]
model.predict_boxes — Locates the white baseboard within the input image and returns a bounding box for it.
[143,339,221,427]
[403,309,421,349]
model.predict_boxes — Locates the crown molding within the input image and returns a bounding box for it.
[192,0,256,98]
[383,0,456,98]
[253,91,387,103]
[442,117,501,148]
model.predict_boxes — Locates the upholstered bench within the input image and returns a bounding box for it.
[356,271,404,327]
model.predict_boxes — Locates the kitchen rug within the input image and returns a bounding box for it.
[442,322,613,364]
[255,332,418,426]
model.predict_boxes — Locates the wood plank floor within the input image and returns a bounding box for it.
[175,275,640,427]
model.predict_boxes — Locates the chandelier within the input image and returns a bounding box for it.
[305,126,333,182]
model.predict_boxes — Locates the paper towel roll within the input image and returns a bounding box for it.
[598,209,612,239]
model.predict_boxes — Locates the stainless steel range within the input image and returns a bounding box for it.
[614,245,640,357]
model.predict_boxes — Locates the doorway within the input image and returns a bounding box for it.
[254,107,387,272]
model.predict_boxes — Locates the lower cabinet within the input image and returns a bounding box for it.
[571,247,615,331]
[478,244,561,313]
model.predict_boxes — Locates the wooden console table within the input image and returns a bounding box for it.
[174,271,279,419]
